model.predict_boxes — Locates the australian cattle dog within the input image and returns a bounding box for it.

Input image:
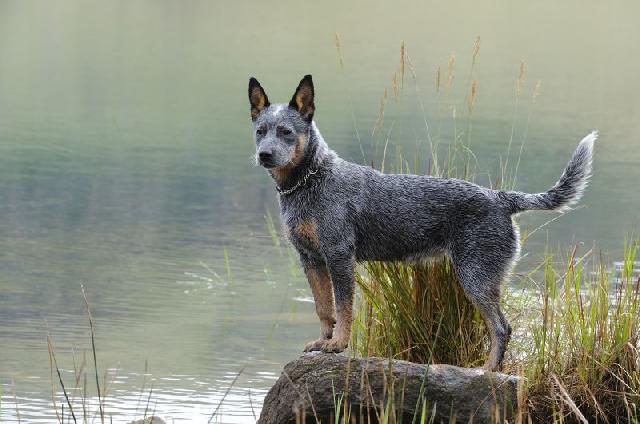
[248,74,596,371]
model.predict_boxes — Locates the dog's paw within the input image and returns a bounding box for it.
[303,339,327,352]
[320,338,348,353]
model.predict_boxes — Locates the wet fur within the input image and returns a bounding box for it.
[248,75,597,371]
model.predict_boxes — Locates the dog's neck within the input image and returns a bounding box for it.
[269,122,334,195]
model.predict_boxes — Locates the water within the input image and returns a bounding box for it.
[1,1,639,422]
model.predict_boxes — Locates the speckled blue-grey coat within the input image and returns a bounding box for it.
[248,75,596,371]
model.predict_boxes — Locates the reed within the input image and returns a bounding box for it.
[41,288,159,424]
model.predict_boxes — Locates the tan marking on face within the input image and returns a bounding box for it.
[271,134,306,185]
[250,87,266,119]
[294,218,318,245]
[306,267,336,339]
[292,134,306,164]
[271,167,289,184]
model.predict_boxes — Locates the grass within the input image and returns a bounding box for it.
[523,244,640,422]
[335,40,640,423]
[38,288,162,424]
[352,258,486,368]
[351,243,639,423]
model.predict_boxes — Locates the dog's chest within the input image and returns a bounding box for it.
[282,212,322,256]
[279,192,325,255]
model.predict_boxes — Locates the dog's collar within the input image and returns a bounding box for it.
[276,167,319,196]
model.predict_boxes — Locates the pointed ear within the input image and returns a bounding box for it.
[248,77,270,120]
[289,75,315,121]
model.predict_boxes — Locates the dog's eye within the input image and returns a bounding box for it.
[278,126,292,136]
[256,126,267,136]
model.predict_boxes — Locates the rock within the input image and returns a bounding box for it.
[258,353,521,423]
[129,417,166,424]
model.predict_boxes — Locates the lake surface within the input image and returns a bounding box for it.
[1,1,639,422]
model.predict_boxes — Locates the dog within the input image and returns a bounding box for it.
[248,74,596,371]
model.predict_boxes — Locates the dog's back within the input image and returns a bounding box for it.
[341,164,498,262]
[321,130,596,265]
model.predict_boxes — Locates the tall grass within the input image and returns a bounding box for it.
[352,243,640,422]
[523,244,640,422]
[343,40,640,422]
[353,259,486,367]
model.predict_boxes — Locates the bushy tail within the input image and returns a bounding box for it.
[501,131,597,214]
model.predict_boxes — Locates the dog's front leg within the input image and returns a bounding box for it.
[300,255,336,352]
[320,247,355,353]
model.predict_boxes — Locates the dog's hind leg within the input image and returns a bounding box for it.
[452,257,511,372]
[300,255,336,352]
[498,308,513,342]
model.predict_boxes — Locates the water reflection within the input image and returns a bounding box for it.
[1,0,639,422]
[1,381,273,423]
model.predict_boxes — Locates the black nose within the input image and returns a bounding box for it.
[259,151,273,162]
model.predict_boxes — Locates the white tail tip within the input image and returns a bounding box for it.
[580,130,598,146]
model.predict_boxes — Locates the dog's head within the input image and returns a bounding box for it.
[248,75,315,169]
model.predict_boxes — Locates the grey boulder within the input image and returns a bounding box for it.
[258,353,521,423]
